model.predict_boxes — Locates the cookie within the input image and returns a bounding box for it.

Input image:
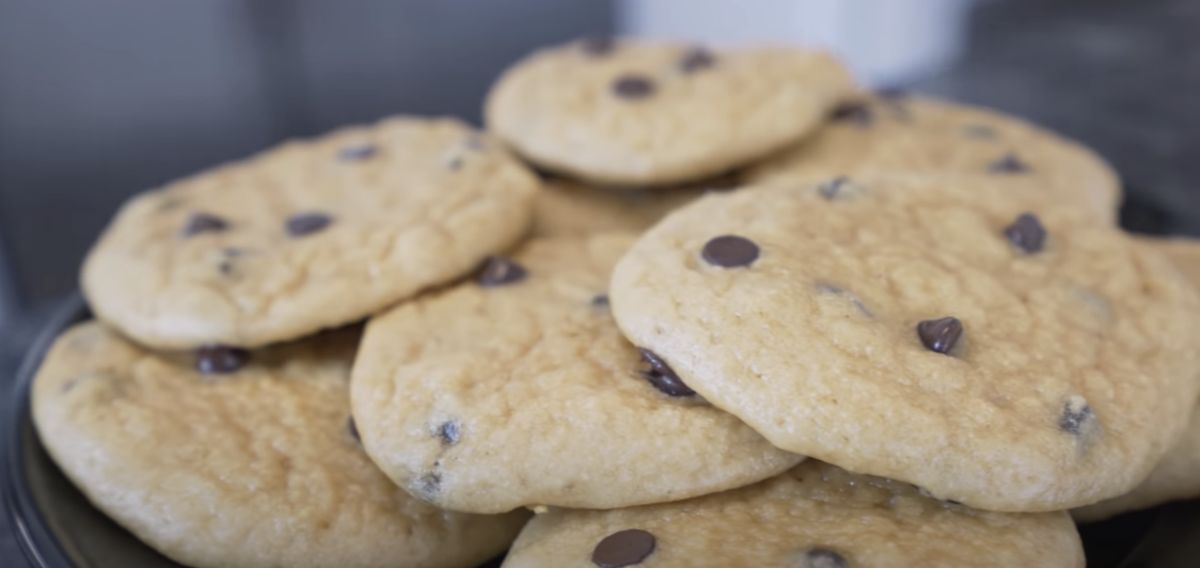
[504,461,1084,567]
[485,38,855,187]
[83,116,538,349]
[746,94,1121,222]
[351,234,801,513]
[608,175,1200,512]
[531,179,725,238]
[1074,237,1200,521]
[32,321,526,568]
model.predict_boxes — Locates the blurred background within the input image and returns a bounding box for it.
[0,0,1197,563]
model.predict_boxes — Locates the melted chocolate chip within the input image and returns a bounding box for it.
[347,417,360,443]
[181,212,229,237]
[338,144,377,161]
[476,256,528,287]
[591,294,610,306]
[612,74,656,99]
[592,529,656,567]
[916,317,963,355]
[286,212,333,237]
[830,101,873,126]
[580,36,615,56]
[701,235,759,268]
[1059,396,1094,436]
[679,47,716,73]
[638,348,695,397]
[1003,213,1047,254]
[803,548,848,568]
[438,421,460,445]
[195,345,250,374]
[988,152,1029,174]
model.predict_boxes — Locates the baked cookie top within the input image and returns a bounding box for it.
[504,461,1084,568]
[609,175,1200,512]
[350,234,802,513]
[746,94,1121,222]
[485,38,854,187]
[32,321,526,568]
[83,116,538,349]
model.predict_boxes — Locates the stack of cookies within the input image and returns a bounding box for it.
[31,37,1200,568]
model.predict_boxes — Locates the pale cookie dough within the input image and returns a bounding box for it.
[503,461,1084,568]
[83,116,538,349]
[531,179,722,238]
[1074,237,1200,521]
[351,234,801,514]
[746,94,1121,222]
[485,38,855,187]
[32,321,527,568]
[609,175,1200,512]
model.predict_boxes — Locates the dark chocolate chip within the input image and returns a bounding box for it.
[181,212,229,237]
[638,348,695,397]
[338,144,377,161]
[963,124,997,139]
[218,259,235,275]
[591,294,610,307]
[347,417,360,443]
[286,212,333,237]
[1059,396,1094,436]
[612,74,656,99]
[580,36,615,56]
[476,256,528,287]
[988,152,1029,174]
[701,235,759,268]
[829,100,873,126]
[417,472,441,495]
[916,317,963,355]
[802,548,848,568]
[592,529,656,568]
[679,47,716,73]
[1003,212,1046,254]
[195,345,250,374]
[438,421,460,446]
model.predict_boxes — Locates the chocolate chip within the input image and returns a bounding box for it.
[286,212,333,237]
[347,417,360,443]
[701,235,759,268]
[338,144,377,161]
[195,345,250,374]
[988,152,1029,174]
[963,124,997,139]
[638,348,695,397]
[591,294,610,307]
[612,74,656,99]
[218,259,234,275]
[417,472,441,495]
[679,47,716,73]
[1003,213,1046,254]
[476,256,527,287]
[830,101,873,126]
[916,317,963,355]
[801,548,848,568]
[1059,395,1094,436]
[592,529,656,567]
[580,36,614,56]
[438,421,460,446]
[817,176,866,200]
[181,212,229,237]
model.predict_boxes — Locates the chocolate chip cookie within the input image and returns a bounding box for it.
[504,461,1084,567]
[486,38,855,187]
[608,175,1200,512]
[746,94,1121,222]
[32,321,527,568]
[83,116,538,349]
[351,234,801,513]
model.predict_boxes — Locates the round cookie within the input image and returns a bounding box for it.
[745,94,1121,222]
[504,461,1084,567]
[32,321,526,568]
[351,234,802,513]
[1074,237,1200,521]
[531,180,720,238]
[83,116,538,349]
[608,175,1200,512]
[485,38,855,187]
